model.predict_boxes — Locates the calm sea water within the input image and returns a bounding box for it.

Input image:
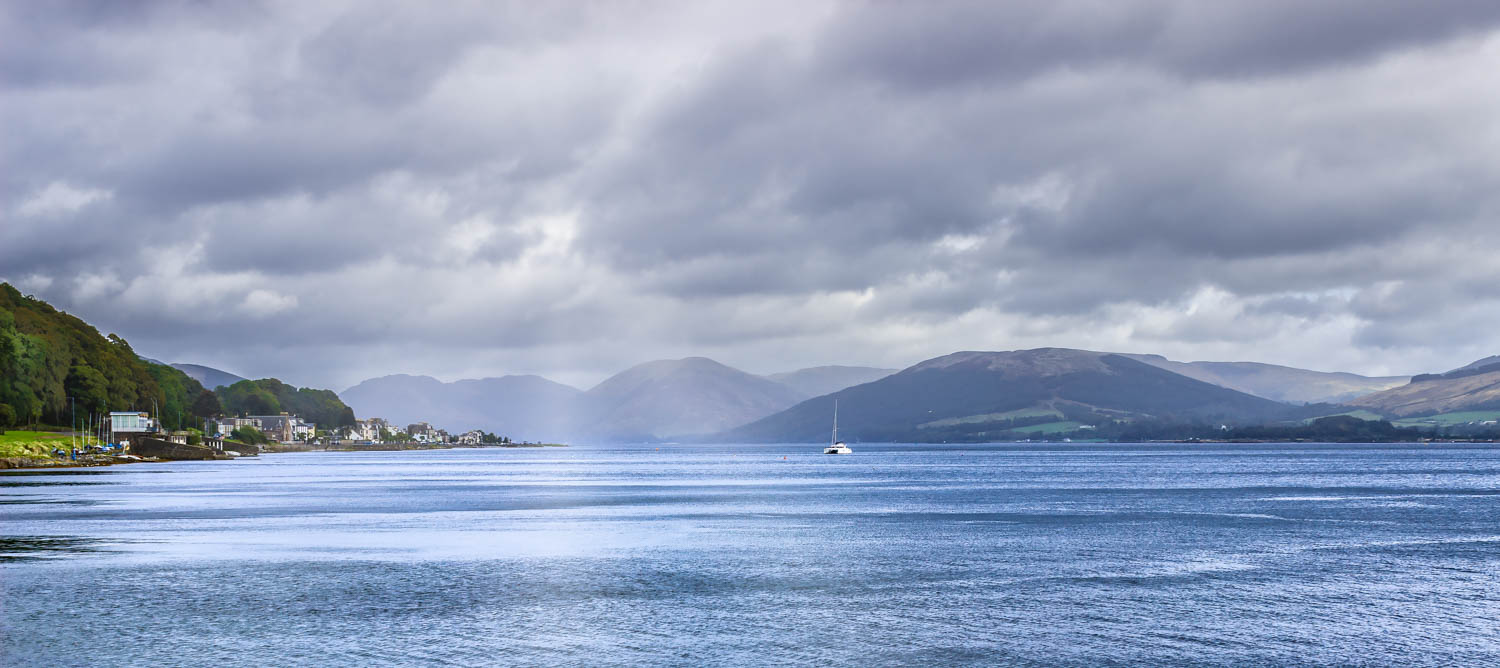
[3,443,1499,666]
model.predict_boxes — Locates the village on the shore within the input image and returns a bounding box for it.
[202,413,510,447]
[2,410,530,469]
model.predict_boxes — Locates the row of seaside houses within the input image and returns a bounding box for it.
[206,412,317,442]
[106,411,488,447]
[338,418,482,445]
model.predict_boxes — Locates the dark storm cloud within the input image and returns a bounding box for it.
[815,0,1500,86]
[0,0,260,89]
[5,0,1499,387]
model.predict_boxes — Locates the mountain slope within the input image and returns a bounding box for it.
[581,357,804,440]
[764,365,898,399]
[1451,356,1500,373]
[171,363,247,390]
[341,374,581,440]
[1121,354,1406,404]
[1350,357,1500,417]
[722,348,1292,443]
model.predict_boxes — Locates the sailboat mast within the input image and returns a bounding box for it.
[832,400,839,445]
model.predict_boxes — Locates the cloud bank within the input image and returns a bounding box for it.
[5,0,1499,389]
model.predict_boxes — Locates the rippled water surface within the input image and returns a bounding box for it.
[3,443,1499,666]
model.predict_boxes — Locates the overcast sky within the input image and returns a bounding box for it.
[5,0,1500,391]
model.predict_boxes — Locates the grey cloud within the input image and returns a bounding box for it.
[814,1,1500,88]
[1246,295,1345,321]
[297,5,493,108]
[0,0,257,88]
[6,0,1500,387]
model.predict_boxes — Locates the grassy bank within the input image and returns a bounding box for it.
[0,430,74,458]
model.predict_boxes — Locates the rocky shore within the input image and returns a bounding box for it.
[1,453,152,469]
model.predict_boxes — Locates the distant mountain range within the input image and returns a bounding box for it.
[340,374,581,441]
[722,348,1296,443]
[1350,357,1500,417]
[1121,354,1406,404]
[573,357,803,440]
[178,348,1498,443]
[170,363,247,390]
[338,360,894,441]
[765,365,897,399]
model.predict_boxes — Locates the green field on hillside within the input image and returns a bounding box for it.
[1300,410,1386,424]
[1392,411,1500,428]
[1008,420,1085,434]
[918,407,1063,429]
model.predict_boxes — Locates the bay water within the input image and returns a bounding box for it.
[3,443,1499,666]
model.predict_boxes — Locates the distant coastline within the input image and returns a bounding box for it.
[0,437,568,471]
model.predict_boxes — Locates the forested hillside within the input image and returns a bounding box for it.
[1,283,356,432]
[0,283,209,430]
[218,378,356,428]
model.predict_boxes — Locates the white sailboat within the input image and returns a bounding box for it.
[824,400,852,454]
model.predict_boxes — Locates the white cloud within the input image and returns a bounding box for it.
[240,289,299,318]
[16,182,112,217]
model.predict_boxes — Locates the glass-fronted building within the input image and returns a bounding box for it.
[109,412,157,433]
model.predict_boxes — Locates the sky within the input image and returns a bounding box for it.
[5,0,1500,391]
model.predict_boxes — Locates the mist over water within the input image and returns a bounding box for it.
[4,444,1499,666]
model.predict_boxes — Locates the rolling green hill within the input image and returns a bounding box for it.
[217,378,356,428]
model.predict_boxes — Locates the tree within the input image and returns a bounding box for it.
[218,380,281,416]
[66,364,109,413]
[191,389,222,420]
[144,362,206,430]
[0,404,14,429]
[229,426,271,445]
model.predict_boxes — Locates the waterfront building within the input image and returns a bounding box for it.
[109,411,157,435]
[208,413,317,443]
[109,412,159,447]
[406,422,441,443]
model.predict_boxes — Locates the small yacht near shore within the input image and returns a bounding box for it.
[824,400,852,454]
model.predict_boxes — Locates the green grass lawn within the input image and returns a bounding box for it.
[1392,411,1500,427]
[0,430,88,458]
[919,407,1064,429]
[0,430,71,443]
[0,430,76,458]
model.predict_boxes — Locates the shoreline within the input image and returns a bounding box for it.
[0,442,570,471]
[0,454,157,470]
